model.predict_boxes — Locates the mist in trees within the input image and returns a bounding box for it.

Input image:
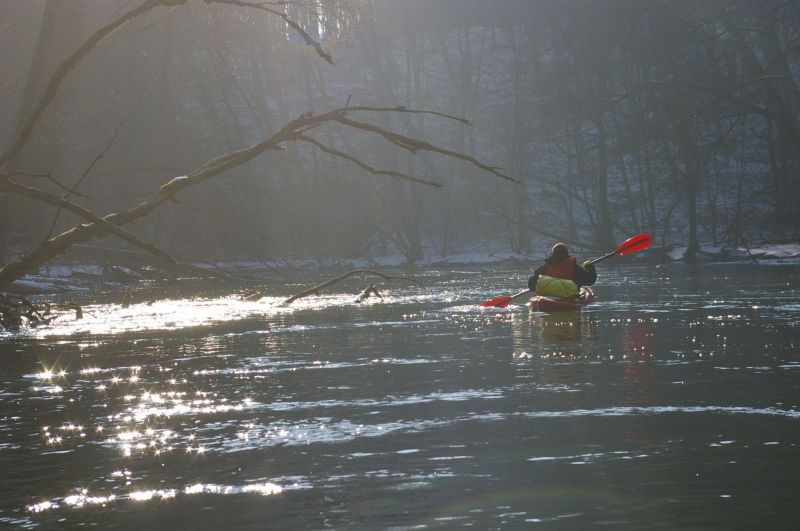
[1,0,798,273]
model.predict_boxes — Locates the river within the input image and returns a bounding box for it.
[1,262,798,528]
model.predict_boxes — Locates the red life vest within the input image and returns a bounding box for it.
[544,256,576,280]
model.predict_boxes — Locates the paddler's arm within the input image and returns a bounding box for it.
[573,260,597,287]
[528,264,546,291]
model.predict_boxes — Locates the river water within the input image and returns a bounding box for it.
[1,263,798,529]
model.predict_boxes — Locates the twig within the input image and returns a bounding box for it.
[9,172,92,200]
[344,106,472,125]
[43,122,124,241]
[205,0,334,64]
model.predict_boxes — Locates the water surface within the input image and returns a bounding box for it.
[1,263,799,528]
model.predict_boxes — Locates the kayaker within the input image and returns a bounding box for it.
[528,243,597,293]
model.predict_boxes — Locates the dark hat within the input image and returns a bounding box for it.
[550,243,568,259]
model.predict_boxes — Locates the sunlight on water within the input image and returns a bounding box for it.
[31,295,301,337]
[31,292,444,337]
[14,289,494,338]
[28,361,259,462]
[27,481,286,514]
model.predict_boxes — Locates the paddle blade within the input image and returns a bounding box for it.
[479,295,513,308]
[615,233,652,255]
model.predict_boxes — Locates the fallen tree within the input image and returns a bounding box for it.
[0,104,515,292]
[0,1,517,325]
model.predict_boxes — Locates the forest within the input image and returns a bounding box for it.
[2,2,800,528]
[1,0,799,279]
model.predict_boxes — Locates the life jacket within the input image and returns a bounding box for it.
[544,255,576,280]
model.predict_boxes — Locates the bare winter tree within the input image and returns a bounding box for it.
[0,0,515,293]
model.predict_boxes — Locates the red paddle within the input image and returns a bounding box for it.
[478,233,652,308]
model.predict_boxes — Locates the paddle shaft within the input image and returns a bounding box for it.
[588,251,616,265]
[507,289,532,303]
[588,233,652,265]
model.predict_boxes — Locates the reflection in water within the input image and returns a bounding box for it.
[687,262,700,293]
[621,322,656,407]
[531,312,597,342]
[621,322,658,452]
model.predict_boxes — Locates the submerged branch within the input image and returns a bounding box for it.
[0,291,52,330]
[355,283,383,303]
[281,269,422,305]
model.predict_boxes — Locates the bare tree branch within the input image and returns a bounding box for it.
[205,0,334,64]
[333,114,518,183]
[296,135,443,188]
[0,0,334,168]
[0,0,168,168]
[0,106,514,290]
[0,178,178,264]
[344,106,472,125]
[0,179,245,283]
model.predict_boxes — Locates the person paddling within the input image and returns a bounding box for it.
[479,234,650,308]
[528,243,597,295]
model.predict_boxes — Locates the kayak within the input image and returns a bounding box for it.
[528,287,595,312]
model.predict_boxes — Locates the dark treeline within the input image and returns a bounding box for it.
[1,0,798,269]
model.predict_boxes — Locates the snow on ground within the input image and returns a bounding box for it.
[9,278,88,294]
[666,243,800,262]
[667,247,687,261]
[744,243,800,259]
[38,265,104,278]
[10,279,63,292]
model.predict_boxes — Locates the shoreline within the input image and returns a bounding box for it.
[5,241,799,297]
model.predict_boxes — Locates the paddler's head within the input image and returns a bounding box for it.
[547,243,569,264]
